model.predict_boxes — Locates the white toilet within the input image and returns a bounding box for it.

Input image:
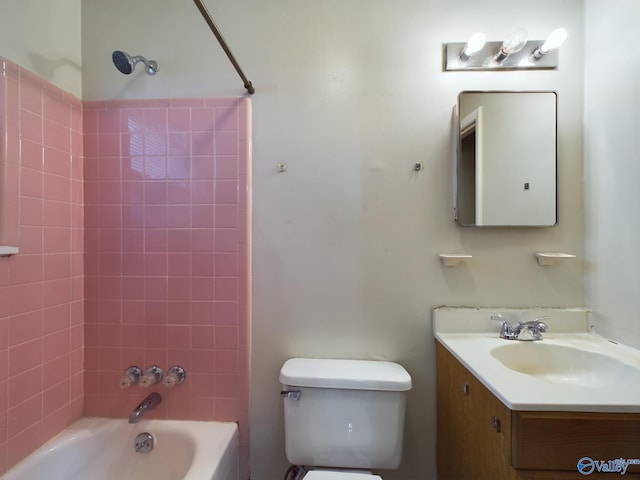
[279,358,412,480]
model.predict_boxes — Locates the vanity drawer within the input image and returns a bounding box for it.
[511,411,640,471]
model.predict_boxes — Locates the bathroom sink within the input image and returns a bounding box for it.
[491,342,640,387]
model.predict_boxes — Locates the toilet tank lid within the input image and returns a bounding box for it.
[279,358,412,391]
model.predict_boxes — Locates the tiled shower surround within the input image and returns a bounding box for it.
[0,59,85,472]
[0,58,251,475]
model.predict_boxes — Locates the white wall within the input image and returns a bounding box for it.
[82,1,586,478]
[0,0,82,98]
[584,0,640,349]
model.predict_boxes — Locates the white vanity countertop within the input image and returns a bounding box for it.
[433,307,640,413]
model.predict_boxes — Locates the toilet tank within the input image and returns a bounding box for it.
[280,358,412,470]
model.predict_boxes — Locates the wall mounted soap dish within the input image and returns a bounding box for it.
[535,252,576,266]
[439,254,472,267]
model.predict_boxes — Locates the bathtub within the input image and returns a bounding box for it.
[2,417,238,480]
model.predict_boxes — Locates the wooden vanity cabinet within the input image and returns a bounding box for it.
[436,342,640,480]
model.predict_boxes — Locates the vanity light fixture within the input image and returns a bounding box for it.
[531,28,568,60]
[459,32,486,61]
[444,27,567,71]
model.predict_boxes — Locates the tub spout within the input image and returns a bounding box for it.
[129,392,162,424]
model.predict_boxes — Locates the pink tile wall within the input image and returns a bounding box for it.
[82,98,251,475]
[0,59,84,473]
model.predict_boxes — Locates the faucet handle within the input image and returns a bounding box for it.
[119,366,142,389]
[499,321,515,339]
[139,365,164,388]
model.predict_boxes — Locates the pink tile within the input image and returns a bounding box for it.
[167,206,191,228]
[168,133,190,155]
[214,106,239,131]
[191,277,215,301]
[44,227,71,254]
[6,283,43,317]
[43,95,70,127]
[167,156,191,180]
[143,109,167,132]
[215,348,240,375]
[191,253,214,277]
[215,326,238,349]
[8,311,43,346]
[8,339,43,378]
[144,302,168,325]
[144,253,167,276]
[191,181,215,205]
[7,422,44,470]
[144,134,167,156]
[97,109,121,133]
[191,205,214,228]
[20,167,42,199]
[214,180,239,204]
[167,301,191,325]
[21,139,44,170]
[144,206,166,228]
[20,110,43,143]
[191,302,215,325]
[214,302,240,325]
[43,278,71,307]
[215,131,238,155]
[167,252,191,276]
[190,373,215,397]
[214,228,239,253]
[43,355,70,389]
[191,229,215,253]
[167,277,191,301]
[192,156,215,180]
[43,146,71,177]
[42,381,70,417]
[214,373,239,398]
[7,367,42,408]
[191,109,215,131]
[42,404,71,442]
[8,395,42,439]
[191,326,214,349]
[43,330,70,362]
[167,180,191,203]
[144,157,167,180]
[215,156,239,179]
[144,325,167,348]
[20,80,43,114]
[191,132,214,156]
[167,325,191,349]
[215,254,239,277]
[43,118,70,152]
[168,109,190,132]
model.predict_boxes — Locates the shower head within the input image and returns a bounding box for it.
[112,51,159,75]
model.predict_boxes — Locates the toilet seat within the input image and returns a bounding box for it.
[304,471,382,480]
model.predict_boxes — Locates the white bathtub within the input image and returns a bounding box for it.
[2,417,238,480]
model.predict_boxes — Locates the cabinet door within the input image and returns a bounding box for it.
[436,342,515,480]
[436,342,475,479]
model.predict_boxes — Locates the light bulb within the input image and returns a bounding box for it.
[495,28,528,61]
[460,32,486,61]
[541,28,567,52]
[533,28,567,59]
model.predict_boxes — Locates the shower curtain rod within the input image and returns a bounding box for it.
[192,0,255,94]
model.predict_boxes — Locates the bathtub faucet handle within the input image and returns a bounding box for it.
[119,366,142,389]
[139,365,164,388]
[163,365,186,388]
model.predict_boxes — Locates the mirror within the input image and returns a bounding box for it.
[456,91,557,227]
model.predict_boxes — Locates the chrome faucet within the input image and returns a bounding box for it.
[128,392,162,424]
[493,314,549,341]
